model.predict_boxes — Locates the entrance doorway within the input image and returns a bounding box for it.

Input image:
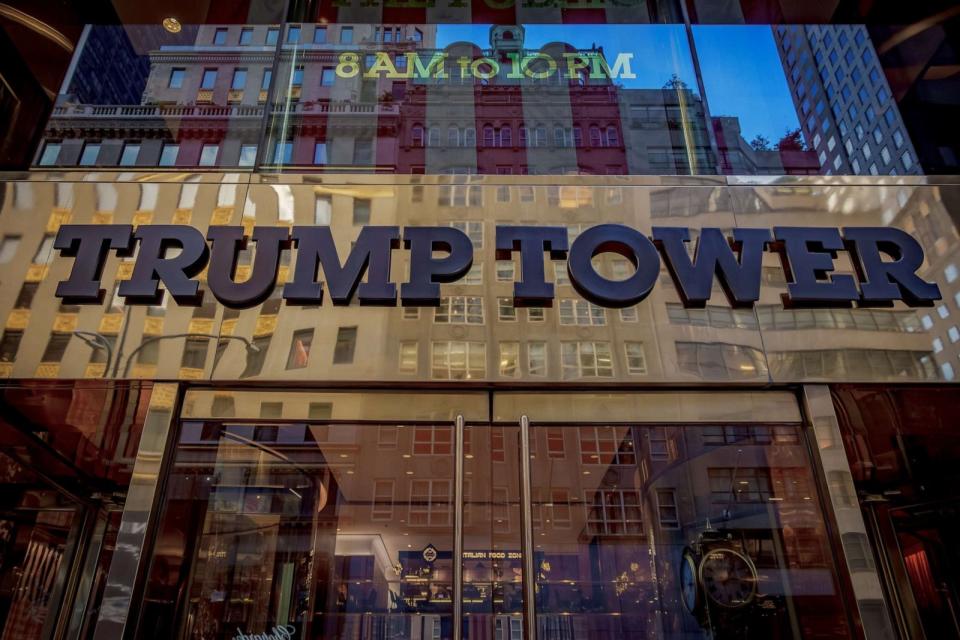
[135,389,857,640]
[0,381,153,640]
[0,466,80,640]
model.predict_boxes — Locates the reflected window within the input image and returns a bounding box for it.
[0,330,24,362]
[340,26,353,44]
[399,341,418,374]
[79,143,100,166]
[352,198,371,225]
[40,333,70,363]
[314,142,327,165]
[231,68,247,90]
[499,342,519,377]
[38,142,61,166]
[119,143,140,166]
[497,298,517,322]
[431,341,485,379]
[333,327,357,364]
[159,143,179,167]
[528,342,547,377]
[32,235,54,264]
[14,283,38,309]
[198,144,219,167]
[0,236,21,264]
[213,28,227,45]
[286,328,314,369]
[238,144,257,167]
[314,196,331,224]
[201,68,217,89]
[169,68,185,88]
[656,489,680,529]
[434,296,483,324]
[273,140,293,164]
[266,28,279,46]
[625,342,647,375]
[561,342,613,379]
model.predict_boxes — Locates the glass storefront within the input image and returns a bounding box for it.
[126,390,853,640]
[0,381,154,640]
[0,1,956,175]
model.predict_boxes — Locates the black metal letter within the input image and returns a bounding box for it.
[772,227,858,306]
[653,227,770,308]
[567,224,660,308]
[118,225,209,306]
[54,224,133,304]
[207,226,291,309]
[283,226,399,305]
[400,226,473,305]
[844,227,941,306]
[495,225,568,306]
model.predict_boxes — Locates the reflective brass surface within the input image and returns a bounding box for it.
[0,172,956,384]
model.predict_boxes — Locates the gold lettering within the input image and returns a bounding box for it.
[590,52,636,80]
[522,53,557,79]
[336,52,360,78]
[406,52,448,79]
[363,52,402,78]
[562,53,590,79]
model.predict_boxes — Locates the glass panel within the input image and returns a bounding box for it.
[530,423,853,639]
[139,420,455,639]
[32,11,284,170]
[0,450,80,640]
[262,23,701,175]
[833,386,960,639]
[463,424,524,638]
[0,3,953,174]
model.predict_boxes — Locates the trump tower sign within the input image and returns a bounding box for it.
[51,223,940,310]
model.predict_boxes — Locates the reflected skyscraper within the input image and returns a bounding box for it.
[774,24,921,176]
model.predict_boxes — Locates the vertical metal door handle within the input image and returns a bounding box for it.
[519,415,537,640]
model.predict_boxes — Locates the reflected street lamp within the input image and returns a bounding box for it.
[74,330,260,378]
[73,330,114,378]
[120,333,260,378]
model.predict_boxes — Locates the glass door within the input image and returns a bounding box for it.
[145,419,457,639]
[0,452,83,640]
[138,390,862,640]
[462,422,525,640]
[522,421,856,640]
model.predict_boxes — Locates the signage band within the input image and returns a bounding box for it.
[52,224,941,310]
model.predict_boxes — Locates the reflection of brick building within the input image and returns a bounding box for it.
[38,22,789,177]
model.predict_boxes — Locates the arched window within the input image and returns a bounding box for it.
[589,126,602,147]
[606,126,620,147]
[447,126,460,147]
[464,127,476,146]
[554,127,566,147]
[412,125,424,147]
[519,126,528,146]
[573,127,583,147]
[483,126,495,147]
[499,126,512,147]
[428,126,441,147]
[535,126,546,147]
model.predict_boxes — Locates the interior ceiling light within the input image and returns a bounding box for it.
[162,17,182,33]
[0,4,73,51]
